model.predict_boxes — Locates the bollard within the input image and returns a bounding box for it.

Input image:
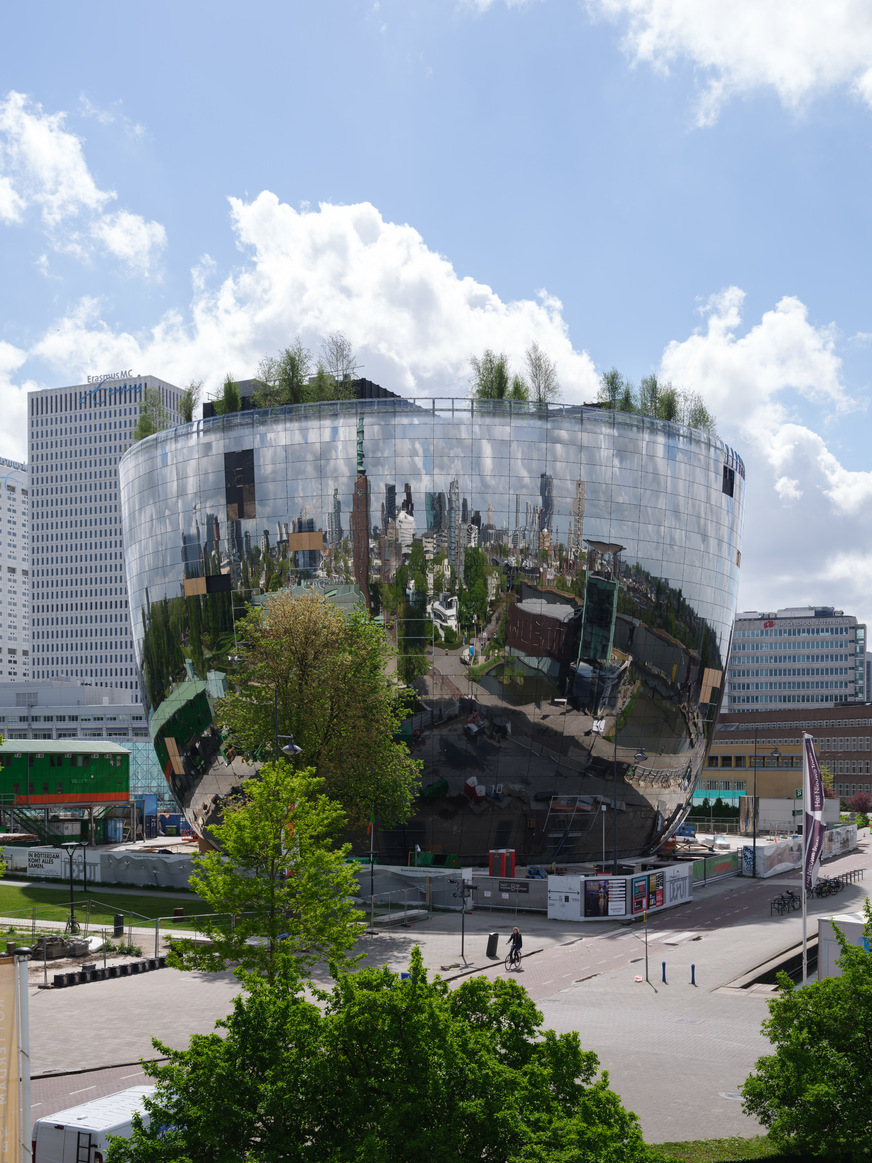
[691,964,696,986]
[662,961,666,984]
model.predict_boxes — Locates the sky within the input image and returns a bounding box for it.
[1,0,871,627]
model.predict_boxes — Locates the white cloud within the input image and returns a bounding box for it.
[91,210,167,277]
[656,286,872,626]
[0,340,30,463]
[660,286,852,431]
[0,90,113,226]
[0,91,164,275]
[27,194,598,403]
[78,94,146,140]
[587,0,872,124]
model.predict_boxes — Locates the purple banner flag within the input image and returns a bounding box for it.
[803,733,825,891]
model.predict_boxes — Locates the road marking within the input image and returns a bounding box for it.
[121,1071,145,1080]
[69,1086,97,1096]
[663,931,697,945]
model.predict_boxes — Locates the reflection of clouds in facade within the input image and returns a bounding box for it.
[120,400,744,863]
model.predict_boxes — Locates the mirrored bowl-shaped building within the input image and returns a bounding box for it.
[119,398,745,865]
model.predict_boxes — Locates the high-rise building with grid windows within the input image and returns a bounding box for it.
[0,458,31,682]
[726,606,866,711]
[28,374,182,698]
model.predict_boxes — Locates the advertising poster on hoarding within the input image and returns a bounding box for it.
[584,880,610,917]
[0,957,19,1163]
[607,878,626,916]
[647,871,664,908]
[631,876,648,915]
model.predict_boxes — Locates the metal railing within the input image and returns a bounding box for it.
[364,889,430,929]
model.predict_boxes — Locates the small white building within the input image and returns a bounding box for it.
[429,593,459,633]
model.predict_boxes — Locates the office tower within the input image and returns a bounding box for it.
[0,458,31,681]
[447,478,460,573]
[351,417,371,608]
[726,607,867,711]
[571,480,586,559]
[539,472,553,532]
[28,374,182,696]
[327,489,343,546]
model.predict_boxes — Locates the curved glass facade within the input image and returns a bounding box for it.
[119,399,745,865]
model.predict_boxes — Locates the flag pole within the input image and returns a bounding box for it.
[802,735,808,988]
[801,732,825,988]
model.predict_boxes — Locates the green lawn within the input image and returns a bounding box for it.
[0,883,213,930]
[658,1137,786,1162]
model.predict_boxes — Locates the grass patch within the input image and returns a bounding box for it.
[0,884,212,928]
[657,1136,787,1162]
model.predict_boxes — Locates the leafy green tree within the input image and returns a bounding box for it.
[509,373,529,400]
[255,339,313,407]
[638,372,662,417]
[458,579,488,630]
[598,367,627,409]
[685,391,717,435]
[178,379,202,423]
[169,763,361,984]
[320,330,357,395]
[108,948,667,1163]
[132,386,170,442]
[308,360,346,401]
[470,349,511,399]
[217,590,419,828]
[741,900,872,1159]
[525,340,560,402]
[212,375,242,416]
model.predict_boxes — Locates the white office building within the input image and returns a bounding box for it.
[726,606,866,711]
[28,374,182,698]
[0,458,30,682]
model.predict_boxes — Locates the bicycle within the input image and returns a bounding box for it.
[505,947,522,971]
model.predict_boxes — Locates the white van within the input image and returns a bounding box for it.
[32,1085,156,1163]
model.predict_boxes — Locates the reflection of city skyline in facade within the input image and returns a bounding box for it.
[120,399,745,864]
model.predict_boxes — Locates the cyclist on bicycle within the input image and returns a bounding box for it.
[507,927,523,962]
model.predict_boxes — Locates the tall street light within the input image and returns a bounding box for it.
[61,841,88,934]
[274,688,303,761]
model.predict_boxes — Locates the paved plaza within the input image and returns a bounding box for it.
[26,841,872,1144]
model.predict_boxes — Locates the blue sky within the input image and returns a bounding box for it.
[2,0,872,626]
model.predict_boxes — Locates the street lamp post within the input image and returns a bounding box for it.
[600,803,607,870]
[61,841,87,934]
[612,728,619,875]
[273,688,302,761]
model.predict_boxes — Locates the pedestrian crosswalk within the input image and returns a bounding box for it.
[609,928,699,946]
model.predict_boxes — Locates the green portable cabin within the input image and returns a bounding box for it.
[0,740,129,805]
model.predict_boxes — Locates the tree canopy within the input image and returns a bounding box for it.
[525,339,560,402]
[596,367,716,434]
[216,589,419,828]
[470,349,527,401]
[741,900,872,1159]
[470,343,560,403]
[178,379,202,423]
[132,386,171,442]
[169,763,361,984]
[107,948,668,1163]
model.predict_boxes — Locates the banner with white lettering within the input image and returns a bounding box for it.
[0,957,19,1163]
[803,733,825,891]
